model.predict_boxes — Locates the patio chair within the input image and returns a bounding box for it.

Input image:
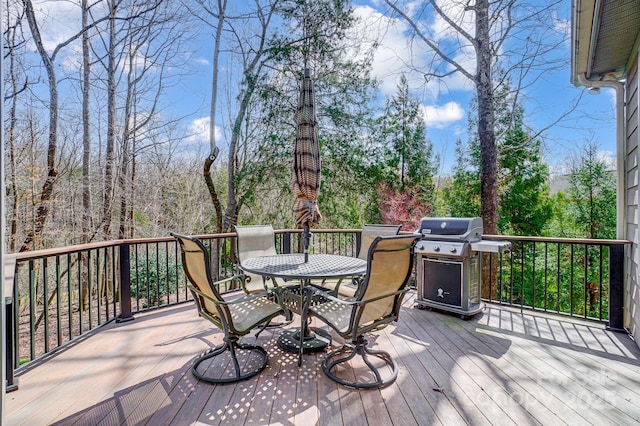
[357,224,402,260]
[235,224,294,326]
[318,224,402,298]
[235,224,287,294]
[300,233,419,389]
[172,232,286,384]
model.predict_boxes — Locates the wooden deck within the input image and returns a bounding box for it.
[6,292,640,425]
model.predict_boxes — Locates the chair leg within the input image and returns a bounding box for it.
[192,336,268,384]
[321,335,399,389]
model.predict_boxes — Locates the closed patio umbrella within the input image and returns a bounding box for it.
[293,69,321,262]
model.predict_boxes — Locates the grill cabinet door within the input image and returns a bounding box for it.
[421,258,463,307]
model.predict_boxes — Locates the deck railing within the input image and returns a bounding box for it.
[482,235,627,328]
[4,230,627,390]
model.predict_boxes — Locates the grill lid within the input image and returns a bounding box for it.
[415,217,483,242]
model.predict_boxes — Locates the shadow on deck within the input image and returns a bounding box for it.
[6,292,640,425]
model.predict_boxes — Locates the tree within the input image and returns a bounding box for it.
[21,0,62,252]
[378,74,438,198]
[4,3,29,251]
[567,142,616,239]
[81,0,94,246]
[498,115,551,236]
[443,84,552,297]
[196,0,377,232]
[194,0,226,233]
[442,139,481,218]
[383,0,565,237]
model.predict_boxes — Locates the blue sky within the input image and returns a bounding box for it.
[30,0,617,176]
[175,0,617,175]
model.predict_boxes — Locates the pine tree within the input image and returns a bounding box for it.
[567,143,616,239]
[498,114,552,236]
[374,73,438,226]
[442,139,481,218]
[443,93,551,236]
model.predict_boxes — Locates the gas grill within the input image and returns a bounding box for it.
[414,217,510,318]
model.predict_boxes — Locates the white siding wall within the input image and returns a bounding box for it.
[625,53,639,347]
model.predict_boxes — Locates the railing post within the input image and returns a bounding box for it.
[117,243,134,323]
[608,244,624,332]
[4,256,17,391]
[282,231,292,254]
[5,280,16,391]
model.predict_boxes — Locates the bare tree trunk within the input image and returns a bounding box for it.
[204,156,223,231]
[475,0,498,236]
[5,11,24,252]
[203,0,227,233]
[475,0,499,298]
[21,0,60,252]
[103,1,118,241]
[81,0,94,243]
[80,0,93,309]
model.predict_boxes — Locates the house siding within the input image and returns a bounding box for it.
[626,53,639,345]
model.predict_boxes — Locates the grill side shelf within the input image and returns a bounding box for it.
[469,240,511,253]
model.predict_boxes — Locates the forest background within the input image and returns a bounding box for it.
[3,0,618,253]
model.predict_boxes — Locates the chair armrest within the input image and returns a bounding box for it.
[234,263,283,293]
[359,288,408,305]
[187,281,275,307]
[305,285,409,307]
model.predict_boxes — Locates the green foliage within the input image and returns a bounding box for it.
[377,74,437,194]
[498,120,552,236]
[443,89,551,235]
[496,241,609,320]
[543,192,571,237]
[131,253,180,308]
[235,0,379,229]
[369,73,439,224]
[441,139,481,217]
[543,142,616,239]
[567,143,616,239]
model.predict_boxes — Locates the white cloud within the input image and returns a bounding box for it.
[186,117,221,144]
[194,57,210,66]
[352,5,432,97]
[420,102,465,128]
[431,0,475,42]
[353,2,474,130]
[31,1,86,50]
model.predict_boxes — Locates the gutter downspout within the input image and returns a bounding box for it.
[576,74,625,240]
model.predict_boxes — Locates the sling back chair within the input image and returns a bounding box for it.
[300,234,419,389]
[172,232,286,384]
[317,224,402,298]
[235,225,290,293]
[235,224,294,325]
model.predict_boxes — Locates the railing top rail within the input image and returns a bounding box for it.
[9,228,364,261]
[12,240,123,260]
[13,229,628,262]
[483,234,632,245]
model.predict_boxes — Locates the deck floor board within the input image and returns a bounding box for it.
[6,293,640,426]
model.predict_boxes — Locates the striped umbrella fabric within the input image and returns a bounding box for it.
[293,69,322,228]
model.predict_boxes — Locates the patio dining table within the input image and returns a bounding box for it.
[240,253,366,354]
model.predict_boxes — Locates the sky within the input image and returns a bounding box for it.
[175,0,618,176]
[28,0,618,176]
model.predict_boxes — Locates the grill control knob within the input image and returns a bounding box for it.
[450,247,457,253]
[433,245,440,252]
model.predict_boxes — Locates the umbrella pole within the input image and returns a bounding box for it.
[303,223,310,262]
